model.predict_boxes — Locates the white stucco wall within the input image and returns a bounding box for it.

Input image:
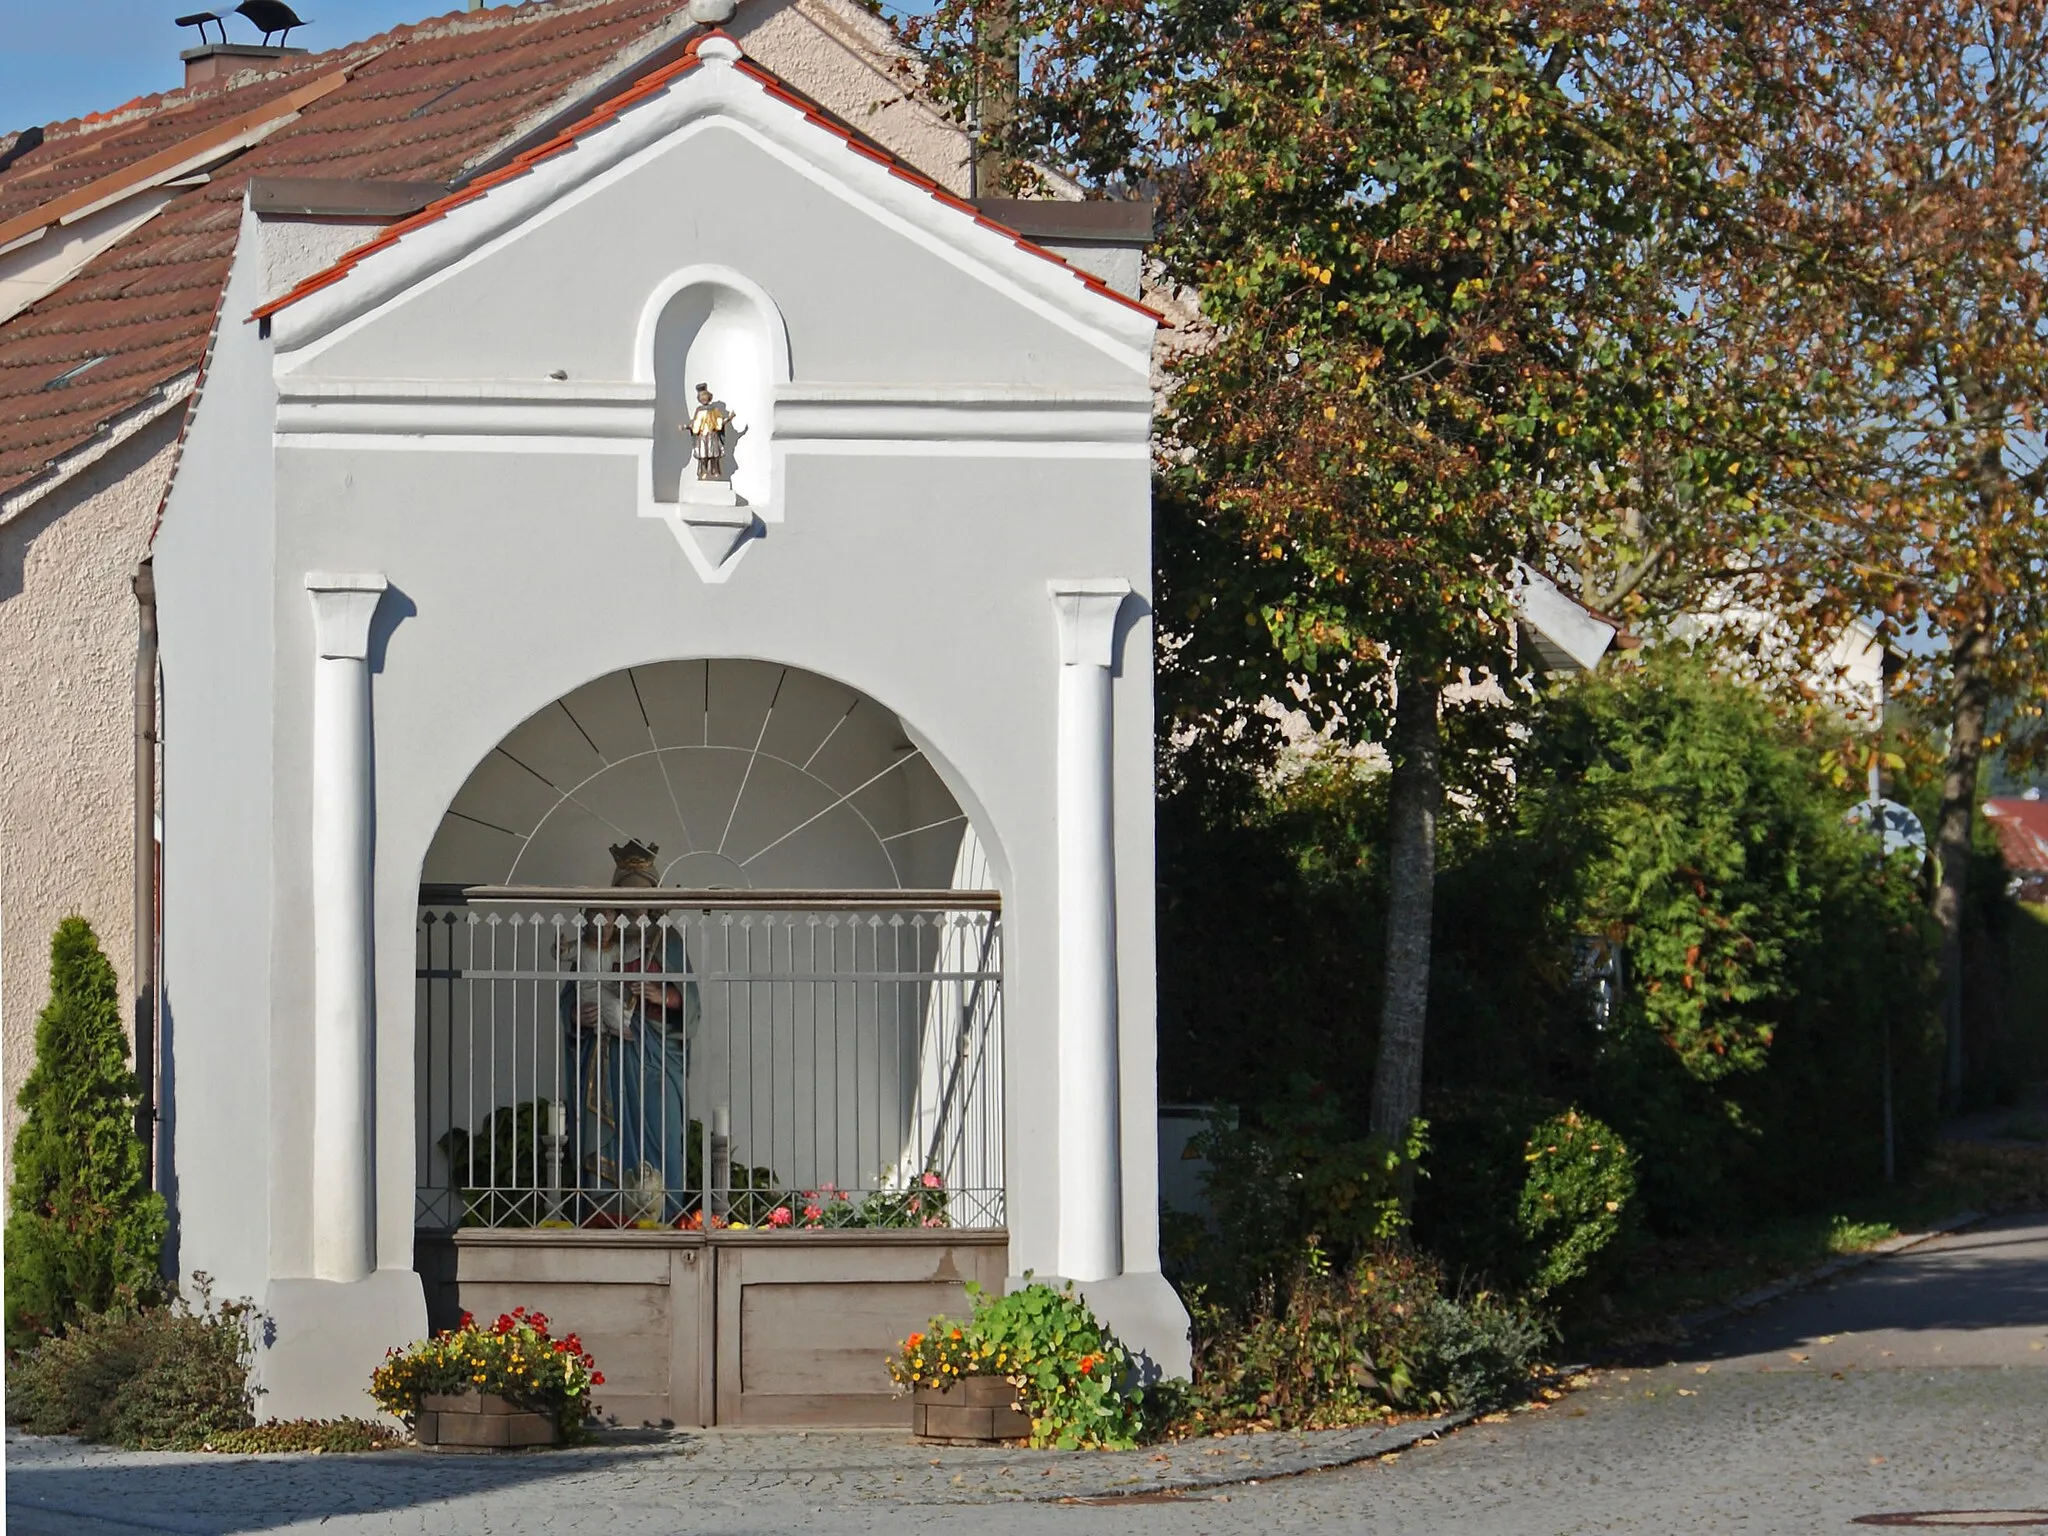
[0,421,176,1181]
[152,42,1182,1401]
[152,212,281,1304]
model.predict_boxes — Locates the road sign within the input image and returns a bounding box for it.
[1845,798,1927,857]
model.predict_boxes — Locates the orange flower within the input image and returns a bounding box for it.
[1077,1354,1098,1375]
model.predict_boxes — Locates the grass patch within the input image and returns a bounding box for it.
[199,1418,406,1454]
[1580,1139,2048,1351]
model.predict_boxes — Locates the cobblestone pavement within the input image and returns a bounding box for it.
[10,1214,2046,1536]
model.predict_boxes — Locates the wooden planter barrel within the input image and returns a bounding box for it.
[416,1391,560,1450]
[911,1376,1032,1445]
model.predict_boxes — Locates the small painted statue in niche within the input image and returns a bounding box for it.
[686,383,740,481]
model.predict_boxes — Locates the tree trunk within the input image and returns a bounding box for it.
[1932,622,1992,1114]
[1370,670,1442,1150]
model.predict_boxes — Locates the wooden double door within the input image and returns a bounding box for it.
[416,1228,1008,1427]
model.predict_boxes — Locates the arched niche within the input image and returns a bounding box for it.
[638,267,789,511]
[422,659,975,892]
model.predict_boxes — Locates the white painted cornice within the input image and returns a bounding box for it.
[275,377,655,440]
[268,47,1155,374]
[271,378,1150,451]
[774,383,1152,449]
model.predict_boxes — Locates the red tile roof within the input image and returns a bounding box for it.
[1985,799,2048,901]
[258,31,1164,327]
[4,3,1155,507]
[1,0,696,500]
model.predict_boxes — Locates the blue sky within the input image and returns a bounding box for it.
[1,1,503,131]
[0,1,934,133]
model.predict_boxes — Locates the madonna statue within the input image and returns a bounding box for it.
[561,840,697,1224]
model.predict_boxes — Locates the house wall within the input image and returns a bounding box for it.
[152,209,282,1305]
[0,419,176,1179]
[740,0,974,198]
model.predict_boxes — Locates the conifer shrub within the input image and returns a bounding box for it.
[1517,1110,1637,1298]
[5,918,167,1350]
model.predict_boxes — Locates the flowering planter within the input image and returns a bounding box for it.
[416,1391,559,1450]
[911,1376,1032,1445]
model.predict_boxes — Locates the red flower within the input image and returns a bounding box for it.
[768,1206,792,1227]
[459,1311,475,1329]
[590,1371,605,1386]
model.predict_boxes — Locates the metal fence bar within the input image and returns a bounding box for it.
[415,891,1004,1234]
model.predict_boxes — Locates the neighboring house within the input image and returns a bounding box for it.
[1985,793,2048,904]
[0,0,978,1183]
[3,1,1181,1423]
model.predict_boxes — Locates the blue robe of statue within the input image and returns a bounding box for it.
[560,922,698,1222]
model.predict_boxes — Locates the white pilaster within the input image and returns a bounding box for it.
[304,573,387,1283]
[1048,578,1131,1283]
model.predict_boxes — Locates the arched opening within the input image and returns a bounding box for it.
[415,660,1003,1237]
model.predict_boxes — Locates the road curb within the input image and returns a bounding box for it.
[1031,1409,1482,1504]
[1670,1209,1986,1339]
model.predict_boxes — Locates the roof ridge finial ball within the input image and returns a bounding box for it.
[688,0,739,26]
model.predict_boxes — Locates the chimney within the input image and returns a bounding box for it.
[183,42,307,88]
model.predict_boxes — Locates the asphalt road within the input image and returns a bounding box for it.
[10,1212,2047,1535]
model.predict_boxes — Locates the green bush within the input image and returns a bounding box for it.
[1180,1243,1550,1432]
[1406,1292,1554,1411]
[1176,1076,1421,1309]
[1518,1110,1636,1298]
[1411,1088,1560,1287]
[1531,655,1942,1231]
[6,919,168,1350]
[7,1285,253,1449]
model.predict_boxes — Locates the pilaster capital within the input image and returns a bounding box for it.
[1048,578,1132,668]
[305,573,389,661]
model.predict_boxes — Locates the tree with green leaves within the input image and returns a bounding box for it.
[1715,0,2048,1107]
[903,0,1782,1150]
[6,918,166,1351]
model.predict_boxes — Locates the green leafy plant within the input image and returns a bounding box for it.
[1518,1110,1638,1298]
[1182,1076,1423,1309]
[6,1281,253,1449]
[6,918,168,1351]
[370,1306,603,1439]
[887,1281,1146,1450]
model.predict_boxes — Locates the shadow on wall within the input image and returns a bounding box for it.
[156,987,179,1283]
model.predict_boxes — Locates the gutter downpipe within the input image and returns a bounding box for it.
[133,559,158,1190]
